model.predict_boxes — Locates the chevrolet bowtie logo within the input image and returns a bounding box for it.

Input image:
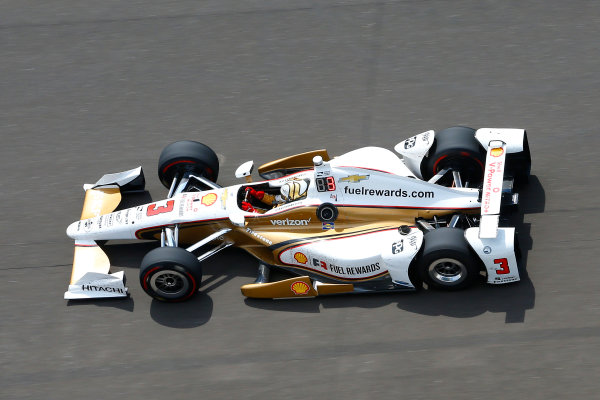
[339,174,369,183]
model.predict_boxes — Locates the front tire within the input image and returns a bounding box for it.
[139,247,203,302]
[418,228,479,290]
[158,140,219,189]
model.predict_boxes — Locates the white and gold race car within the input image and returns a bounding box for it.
[65,126,531,302]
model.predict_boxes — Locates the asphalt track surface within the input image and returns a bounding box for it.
[2,1,599,399]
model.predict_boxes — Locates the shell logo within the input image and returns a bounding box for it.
[490,147,504,157]
[294,252,308,264]
[201,193,218,206]
[291,281,310,295]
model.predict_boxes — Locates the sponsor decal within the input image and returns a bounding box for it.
[391,240,403,254]
[316,170,331,177]
[294,252,308,264]
[221,189,228,209]
[246,228,273,245]
[115,211,123,224]
[310,257,380,276]
[98,215,103,229]
[322,222,335,230]
[494,275,519,283]
[270,218,311,226]
[291,281,310,295]
[81,285,125,294]
[421,131,431,144]
[339,174,369,183]
[482,160,504,214]
[136,206,144,220]
[490,147,504,157]
[404,137,416,149]
[312,258,328,270]
[201,193,218,207]
[77,221,81,231]
[344,186,434,198]
[330,193,337,201]
[408,235,418,248]
[84,219,93,232]
[179,194,186,216]
[105,213,114,227]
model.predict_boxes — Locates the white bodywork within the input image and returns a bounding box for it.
[278,227,423,288]
[393,130,435,179]
[465,228,520,284]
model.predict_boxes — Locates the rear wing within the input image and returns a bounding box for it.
[64,167,144,300]
[465,128,530,285]
[478,140,507,239]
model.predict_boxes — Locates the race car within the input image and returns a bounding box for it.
[64,126,531,302]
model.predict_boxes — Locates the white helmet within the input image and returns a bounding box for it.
[280,179,309,202]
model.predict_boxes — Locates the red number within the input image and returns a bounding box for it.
[147,200,175,217]
[494,258,510,274]
[326,176,336,191]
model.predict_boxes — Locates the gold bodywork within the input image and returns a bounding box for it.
[258,149,330,177]
[70,244,111,284]
[80,187,121,219]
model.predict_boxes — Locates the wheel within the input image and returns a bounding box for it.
[139,247,203,302]
[418,228,479,290]
[158,140,219,189]
[421,126,485,187]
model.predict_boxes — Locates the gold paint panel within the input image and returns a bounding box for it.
[316,283,354,295]
[70,246,111,284]
[258,149,330,175]
[241,276,317,298]
[80,188,121,220]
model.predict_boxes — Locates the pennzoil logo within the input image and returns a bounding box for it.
[294,252,308,264]
[490,147,504,157]
[201,193,218,206]
[291,281,310,295]
[339,174,369,183]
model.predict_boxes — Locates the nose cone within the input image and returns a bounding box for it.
[66,221,80,239]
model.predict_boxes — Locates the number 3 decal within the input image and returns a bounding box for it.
[147,200,175,217]
[494,258,510,274]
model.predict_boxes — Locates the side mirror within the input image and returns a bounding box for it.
[235,160,254,183]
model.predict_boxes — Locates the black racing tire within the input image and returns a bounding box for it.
[421,126,485,186]
[418,228,479,290]
[158,140,219,189]
[139,247,203,302]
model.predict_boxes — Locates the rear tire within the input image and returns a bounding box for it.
[422,126,485,187]
[158,140,219,189]
[418,228,478,290]
[139,247,203,302]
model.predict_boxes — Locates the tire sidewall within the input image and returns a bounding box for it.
[139,247,203,302]
[418,228,479,291]
[419,249,475,290]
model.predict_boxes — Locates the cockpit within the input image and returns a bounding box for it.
[238,178,310,213]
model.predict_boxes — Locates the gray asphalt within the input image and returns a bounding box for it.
[2,1,599,399]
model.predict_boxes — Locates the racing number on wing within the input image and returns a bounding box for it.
[147,200,175,217]
[494,258,510,274]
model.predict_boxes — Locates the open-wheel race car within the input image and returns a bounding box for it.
[65,126,531,302]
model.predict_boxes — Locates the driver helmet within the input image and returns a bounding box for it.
[280,179,309,202]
